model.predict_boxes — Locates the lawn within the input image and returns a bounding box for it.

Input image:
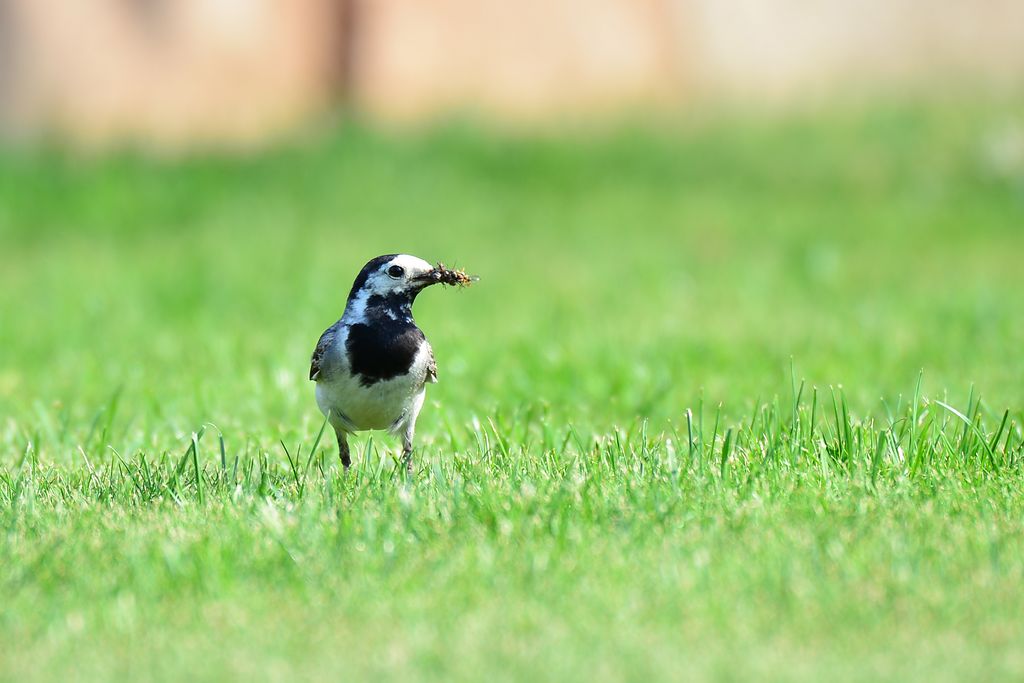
[2,101,1024,681]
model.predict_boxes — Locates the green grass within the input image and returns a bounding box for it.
[2,101,1024,681]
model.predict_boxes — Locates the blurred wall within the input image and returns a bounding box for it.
[1,0,1022,145]
[0,0,344,146]
[351,0,685,120]
[686,0,1024,99]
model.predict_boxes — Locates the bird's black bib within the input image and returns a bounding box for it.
[345,320,425,387]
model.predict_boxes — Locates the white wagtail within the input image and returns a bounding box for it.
[310,254,473,473]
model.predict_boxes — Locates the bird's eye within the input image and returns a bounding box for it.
[387,265,405,279]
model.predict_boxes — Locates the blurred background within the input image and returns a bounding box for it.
[0,1,1023,451]
[1,0,1023,145]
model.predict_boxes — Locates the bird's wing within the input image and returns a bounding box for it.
[426,345,438,384]
[309,324,338,381]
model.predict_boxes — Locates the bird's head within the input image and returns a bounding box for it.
[347,254,443,300]
[343,254,452,322]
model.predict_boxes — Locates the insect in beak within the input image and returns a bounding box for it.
[415,263,477,288]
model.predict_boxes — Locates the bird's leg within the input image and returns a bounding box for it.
[399,391,426,477]
[401,425,415,476]
[336,429,351,471]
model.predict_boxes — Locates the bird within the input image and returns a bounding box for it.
[309,254,469,474]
